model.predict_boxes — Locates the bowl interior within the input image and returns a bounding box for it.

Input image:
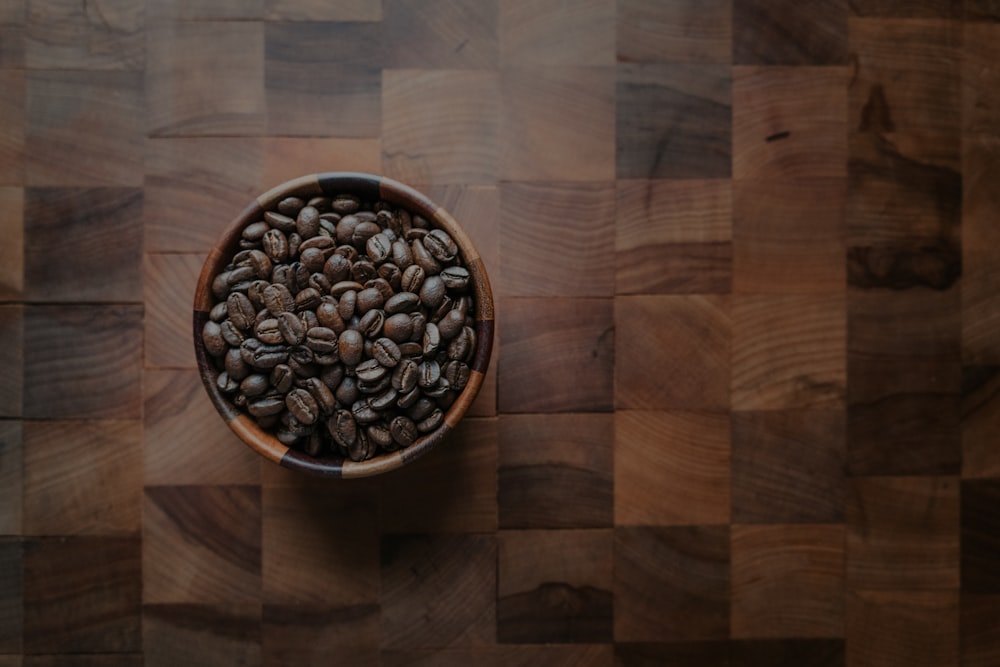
[193,172,494,478]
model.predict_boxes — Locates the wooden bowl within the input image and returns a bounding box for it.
[193,172,494,478]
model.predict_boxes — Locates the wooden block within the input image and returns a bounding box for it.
[846,590,959,667]
[146,21,265,137]
[961,479,1000,593]
[265,22,382,138]
[381,533,496,649]
[733,178,845,294]
[24,305,142,419]
[147,0,263,19]
[615,179,731,295]
[499,181,615,297]
[733,66,848,180]
[0,305,22,418]
[499,68,614,182]
[498,297,613,413]
[497,529,613,643]
[383,645,613,667]
[26,70,143,186]
[498,0,613,66]
[616,64,731,179]
[144,253,203,369]
[382,69,498,185]
[731,524,845,638]
[732,410,845,524]
[23,420,141,536]
[23,536,141,653]
[614,642,730,667]
[614,526,729,641]
[261,138,381,189]
[0,538,21,653]
[0,187,23,299]
[143,603,261,667]
[0,1,23,68]
[963,24,1000,134]
[617,0,731,64]
[965,0,1000,20]
[24,188,143,303]
[847,476,959,590]
[0,70,24,185]
[962,594,1000,667]
[963,136,1000,363]
[0,422,21,534]
[732,294,846,410]
[616,295,729,410]
[264,0,382,20]
[262,604,380,667]
[498,413,612,529]
[262,485,378,606]
[23,657,142,667]
[144,369,261,486]
[25,0,143,70]
[143,486,261,604]
[733,0,848,65]
[849,0,961,16]
[847,289,961,474]
[615,410,729,526]
[849,18,960,138]
[144,137,262,253]
[962,366,1000,478]
[384,0,497,68]
[731,639,845,666]
[380,417,498,533]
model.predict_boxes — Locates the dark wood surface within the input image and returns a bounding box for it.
[1,1,998,664]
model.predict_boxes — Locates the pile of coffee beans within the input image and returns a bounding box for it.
[202,192,477,462]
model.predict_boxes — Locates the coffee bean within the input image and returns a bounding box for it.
[366,233,392,263]
[396,386,421,409]
[383,313,414,343]
[270,364,294,393]
[264,210,296,233]
[256,318,283,345]
[391,358,419,394]
[348,428,373,462]
[351,398,378,424]
[424,229,458,262]
[304,430,324,456]
[352,221,381,247]
[320,364,344,390]
[372,337,402,367]
[356,358,387,383]
[323,254,352,283]
[440,266,470,291]
[220,319,246,347]
[304,326,338,354]
[330,280,364,297]
[202,321,227,356]
[332,194,361,214]
[398,341,423,358]
[442,360,470,392]
[351,258,377,283]
[419,275,446,309]
[240,373,270,397]
[400,264,425,293]
[356,286,385,313]
[226,292,255,332]
[358,372,392,395]
[418,360,441,388]
[225,347,250,381]
[294,287,322,312]
[315,301,346,333]
[300,247,326,274]
[423,322,441,356]
[385,291,420,314]
[329,409,357,448]
[367,422,394,449]
[438,308,465,339]
[357,309,385,339]
[271,264,296,292]
[263,283,295,314]
[262,229,290,262]
[286,388,319,425]
[274,311,303,345]
[296,206,320,238]
[390,415,418,447]
[416,408,444,433]
[243,220,270,242]
[248,395,285,417]
[407,397,436,422]
[337,289,357,321]
[447,326,475,362]
[277,196,305,217]
[338,329,364,366]
[369,387,398,411]
[242,339,288,369]
[217,371,238,393]
[411,238,441,275]
[302,377,336,415]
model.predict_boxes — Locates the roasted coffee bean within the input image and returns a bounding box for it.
[227,292,255,332]
[417,360,441,388]
[390,415,418,447]
[398,341,424,358]
[357,309,385,339]
[424,229,458,262]
[299,247,326,273]
[248,395,285,417]
[372,337,402,367]
[286,388,319,425]
[240,373,270,397]
[320,364,345,390]
[367,422,394,449]
[391,358,419,393]
[377,264,402,291]
[436,390,457,411]
[308,195,331,209]
[338,329,364,366]
[369,387,398,411]
[416,408,444,433]
[348,428,373,462]
[287,357,318,379]
[271,364,294,393]
[356,286,384,313]
[302,377,336,415]
[277,196,305,216]
[400,264,425,293]
[202,321,227,356]
[366,232,392,263]
[316,301,346,333]
[419,275,446,309]
[335,244,358,262]
[243,220,270,242]
[275,311,304,345]
[295,287,322,312]
[411,238,441,275]
[304,326,338,354]
[423,322,441,355]
[355,358,387,383]
[351,258,377,283]
[335,375,360,405]
[264,210,297,233]
[263,283,295,314]
[300,235,335,254]
[296,206,320,238]
[242,339,288,369]
[210,300,229,323]
[335,215,360,245]
[442,360,470,392]
[304,430,324,456]
[358,373,392,395]
[217,320,243,348]
[352,399,380,424]
[407,397,436,422]
[247,280,269,310]
[330,280,364,297]
[337,289,357,321]
[217,371,238,394]
[440,265,470,291]
[409,312,427,341]
[352,221,381,247]
[396,386,421,409]
[323,254,352,283]
[256,318,283,345]
[332,194,361,214]
[243,249,272,279]
[424,380,450,398]
[447,326,475,362]
[224,347,250,381]
[271,263,296,292]
[329,409,357,448]
[262,229,290,262]
[275,429,299,446]
[307,272,331,294]
[385,291,420,314]
[288,344,314,367]
[391,239,414,271]
[438,309,465,339]
[383,313,413,343]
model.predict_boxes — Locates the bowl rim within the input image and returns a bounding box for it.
[192,171,495,478]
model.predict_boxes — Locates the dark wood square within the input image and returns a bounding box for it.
[499,181,615,297]
[617,0,731,63]
[22,657,144,667]
[382,69,498,185]
[961,479,1000,593]
[498,297,613,413]
[733,178,845,294]
[23,420,142,535]
[615,410,730,526]
[25,0,143,70]
[615,179,732,295]
[384,0,497,68]
[497,529,613,643]
[963,366,1000,478]
[264,0,382,20]
[381,533,496,649]
[847,289,961,475]
[144,486,261,604]
[24,305,142,420]
[847,476,959,590]
[731,525,845,638]
[732,410,845,524]
[731,639,845,666]
[733,66,848,180]
[0,305,22,418]
[147,0,263,19]
[616,64,731,179]
[963,136,1000,364]
[0,188,21,300]
[383,645,614,667]
[0,2,23,68]
[849,0,961,16]
[23,536,141,653]
[966,0,1000,20]
[0,538,21,653]
[0,71,24,185]
[144,253,203,369]
[614,526,729,641]
[380,417,497,533]
[498,413,612,529]
[265,21,382,137]
[143,603,261,667]
[500,68,615,182]
[262,604,380,667]
[26,70,143,186]
[962,594,1000,667]
[846,590,959,667]
[733,0,848,65]
[616,295,729,410]
[614,642,730,667]
[498,0,614,66]
[146,21,265,136]
[0,421,21,535]
[963,24,1000,134]
[24,188,143,303]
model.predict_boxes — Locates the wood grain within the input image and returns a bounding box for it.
[731,639,845,666]
[382,645,613,667]
[499,181,615,297]
[616,0,731,64]
[264,0,382,21]
[147,0,264,20]
[847,476,960,590]
[24,188,143,303]
[143,603,261,667]
[961,480,1000,593]
[965,0,1000,21]
[0,305,22,418]
[0,1,23,69]
[846,590,959,667]
[498,0,614,66]
[849,0,961,17]
[261,138,382,189]
[144,253,203,369]
[23,420,142,536]
[0,422,21,535]
[262,604,380,667]
[962,366,1000,478]
[25,0,143,70]
[962,135,1000,363]
[731,525,845,638]
[498,413,612,529]
[616,179,731,295]
[615,410,730,526]
[497,529,613,643]
[0,70,24,185]
[0,538,21,653]
[963,24,1000,134]
[384,0,497,68]
[614,642,729,667]
[733,0,848,65]
[962,594,1000,667]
